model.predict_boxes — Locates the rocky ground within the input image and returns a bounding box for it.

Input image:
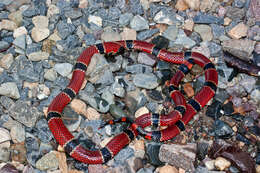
[0,0,260,172]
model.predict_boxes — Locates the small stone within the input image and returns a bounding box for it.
[222,39,256,62]
[215,120,233,139]
[109,104,127,118]
[13,34,26,50]
[47,4,59,17]
[64,9,82,19]
[32,16,49,28]
[226,7,245,20]
[36,151,59,171]
[153,9,178,25]
[137,52,156,66]
[251,89,260,103]
[0,128,11,144]
[175,0,189,11]
[183,19,194,31]
[0,82,20,99]
[28,51,49,61]
[0,164,19,172]
[147,143,163,166]
[228,22,248,39]
[130,15,149,31]
[159,143,197,170]
[70,99,87,116]
[224,17,232,26]
[135,106,149,118]
[133,73,159,89]
[184,0,200,10]
[200,0,214,12]
[44,68,57,81]
[88,15,102,27]
[193,14,224,25]
[54,151,67,173]
[88,164,106,173]
[0,41,10,51]
[85,107,100,120]
[0,53,13,69]
[183,83,194,97]
[54,63,73,77]
[162,25,178,41]
[194,24,213,41]
[10,123,25,143]
[126,64,153,74]
[256,165,260,173]
[8,10,23,26]
[31,27,50,42]
[111,81,125,97]
[205,160,215,170]
[158,165,178,173]
[79,0,88,8]
[119,13,133,26]
[13,26,27,38]
[214,157,231,171]
[174,30,196,49]
[101,30,122,42]
[120,28,137,40]
[137,28,159,40]
[10,143,26,163]
[0,19,17,30]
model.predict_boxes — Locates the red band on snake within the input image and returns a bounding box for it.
[47,40,218,164]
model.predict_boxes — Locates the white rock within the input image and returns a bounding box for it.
[214,157,231,171]
[44,68,57,81]
[47,4,60,17]
[31,27,50,42]
[54,63,73,77]
[88,15,102,27]
[13,26,28,38]
[32,16,49,28]
[0,82,20,99]
[101,30,122,42]
[0,53,14,69]
[28,51,49,61]
[0,128,11,143]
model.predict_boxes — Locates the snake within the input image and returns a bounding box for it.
[47,40,218,164]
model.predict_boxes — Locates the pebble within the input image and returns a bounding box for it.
[120,28,137,40]
[214,120,233,139]
[228,22,248,39]
[183,83,194,97]
[32,16,49,28]
[13,34,26,50]
[204,160,215,170]
[13,27,27,38]
[88,15,102,27]
[226,7,245,20]
[222,39,256,62]
[0,164,19,172]
[119,13,133,26]
[137,28,159,40]
[147,143,163,166]
[193,14,224,25]
[0,53,13,69]
[126,64,153,74]
[256,165,260,173]
[153,9,178,25]
[47,4,59,17]
[56,21,76,40]
[35,151,59,171]
[0,41,10,50]
[251,89,260,103]
[0,128,11,144]
[64,9,82,19]
[214,157,231,171]
[174,29,196,49]
[130,15,149,31]
[31,27,50,42]
[194,24,213,41]
[10,123,25,143]
[162,25,178,41]
[183,19,194,31]
[70,99,87,116]
[111,81,125,97]
[101,30,122,42]
[10,143,27,163]
[175,0,189,11]
[8,10,23,26]
[200,0,214,12]
[158,165,178,173]
[85,107,100,120]
[137,52,156,66]
[44,68,57,81]
[0,82,20,99]
[0,19,17,30]
[28,51,49,61]
[54,63,73,77]
[133,73,159,89]
[159,143,197,170]
[184,0,200,10]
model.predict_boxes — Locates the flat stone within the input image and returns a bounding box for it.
[31,27,50,42]
[64,9,82,19]
[9,100,41,127]
[200,0,214,12]
[137,28,160,40]
[126,64,153,74]
[226,6,245,20]
[13,26,27,38]
[183,19,194,31]
[133,73,159,89]
[85,107,100,120]
[153,9,178,25]
[137,52,156,66]
[0,82,20,99]
[8,10,23,26]
[120,27,137,40]
[0,128,11,144]
[194,24,213,41]
[159,143,197,171]
[222,39,256,62]
[28,51,49,61]
[10,123,25,143]
[88,15,102,27]
[0,41,10,50]
[175,0,189,11]
[35,151,59,171]
[215,157,231,171]
[193,14,224,25]
[119,13,133,26]
[184,0,200,10]
[210,24,225,39]
[111,81,125,97]
[0,19,17,31]
[0,53,13,69]
[54,63,73,77]
[44,68,57,81]
[32,16,49,28]
[130,15,149,31]
[228,22,248,39]
[174,30,196,49]
[56,21,76,40]
[13,34,26,50]
[47,4,59,17]
[162,25,178,41]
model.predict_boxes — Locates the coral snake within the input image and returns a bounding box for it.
[47,40,218,164]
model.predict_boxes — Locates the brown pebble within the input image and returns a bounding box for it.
[158,165,179,173]
[54,151,68,173]
[183,83,194,98]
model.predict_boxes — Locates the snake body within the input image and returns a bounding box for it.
[47,40,218,164]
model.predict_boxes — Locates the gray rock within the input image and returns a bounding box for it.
[101,87,114,105]
[63,107,82,132]
[109,104,127,118]
[207,42,222,57]
[110,55,123,72]
[137,28,160,40]
[174,30,196,49]
[10,122,25,143]
[225,7,245,20]
[57,21,76,39]
[54,63,73,77]
[126,64,153,74]
[222,39,256,62]
[0,82,20,99]
[26,43,42,55]
[251,89,260,103]
[1,0,13,5]
[210,24,225,39]
[44,68,57,81]
[119,13,133,26]
[146,143,163,166]
[194,24,213,41]
[9,101,42,127]
[130,15,149,31]
[0,96,14,110]
[83,33,96,46]
[114,146,134,165]
[64,9,82,19]
[28,51,49,61]
[137,52,156,66]
[0,41,10,50]
[193,13,224,24]
[35,152,59,171]
[240,74,256,93]
[153,8,179,25]
[111,80,125,97]
[133,73,159,89]
[159,143,197,171]
[162,25,178,41]
[35,119,53,143]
